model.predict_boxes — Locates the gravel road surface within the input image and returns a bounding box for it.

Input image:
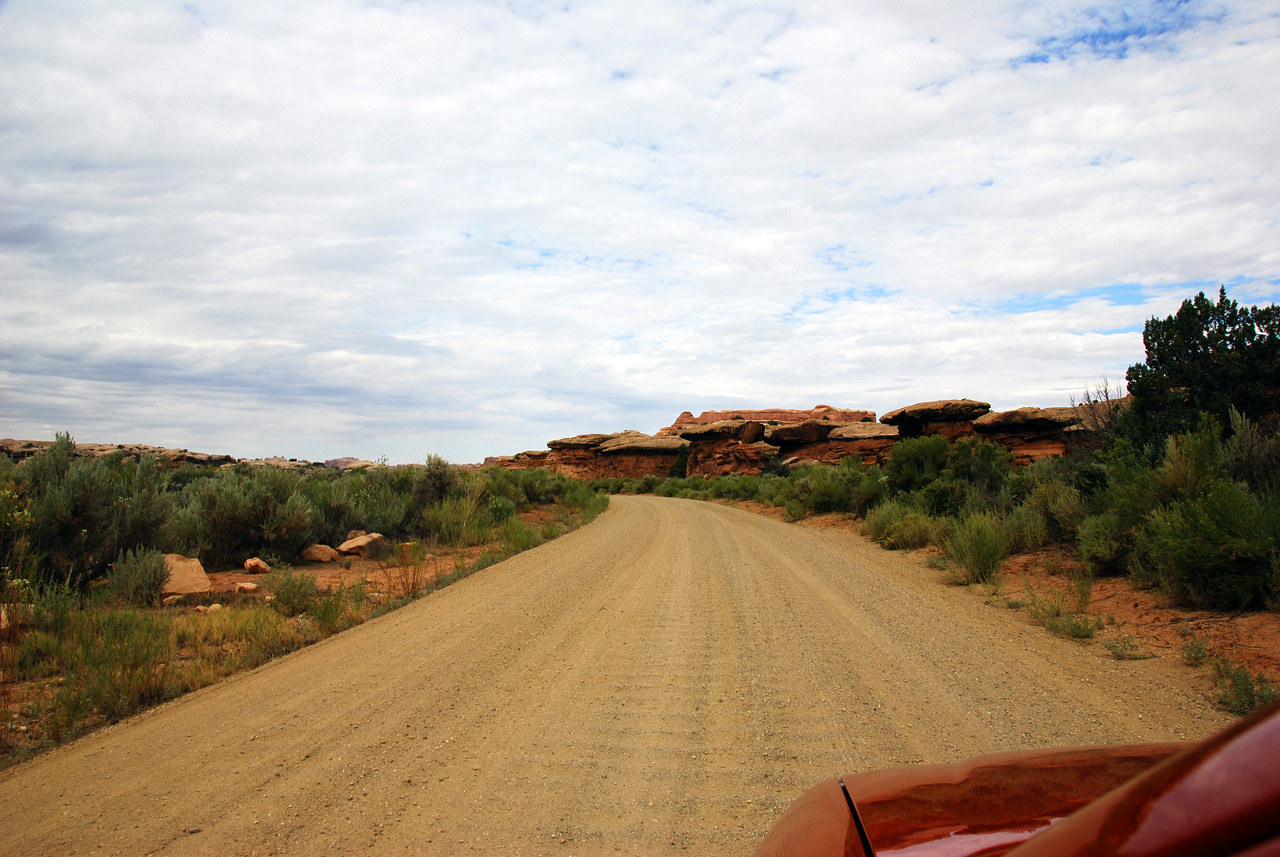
[0,496,1231,856]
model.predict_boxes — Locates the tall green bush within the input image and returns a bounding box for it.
[885,435,952,492]
[109,548,169,607]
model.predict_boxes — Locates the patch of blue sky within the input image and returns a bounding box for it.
[780,283,891,323]
[1011,0,1222,65]
[574,253,655,272]
[995,283,1152,314]
[815,244,872,273]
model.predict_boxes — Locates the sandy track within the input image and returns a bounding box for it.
[1,497,1231,856]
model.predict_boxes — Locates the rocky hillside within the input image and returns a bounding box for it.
[0,439,383,472]
[491,398,1122,479]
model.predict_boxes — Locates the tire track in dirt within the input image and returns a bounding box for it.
[0,496,1230,856]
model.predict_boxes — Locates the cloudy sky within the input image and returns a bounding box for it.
[2,0,1277,464]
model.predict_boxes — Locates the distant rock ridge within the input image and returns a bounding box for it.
[493,398,1129,479]
[0,438,384,472]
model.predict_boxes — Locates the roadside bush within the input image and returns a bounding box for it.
[267,566,319,618]
[1003,503,1049,553]
[1214,657,1280,715]
[920,478,980,517]
[945,438,1014,495]
[945,512,1007,583]
[1076,512,1127,576]
[1133,480,1279,610]
[24,441,123,584]
[486,496,516,522]
[885,436,952,493]
[878,511,941,550]
[1223,408,1280,495]
[109,548,169,607]
[1024,480,1084,541]
[863,499,913,544]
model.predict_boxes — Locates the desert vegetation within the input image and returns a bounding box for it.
[593,288,1280,714]
[0,450,606,762]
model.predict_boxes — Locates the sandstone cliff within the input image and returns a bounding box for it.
[497,397,1119,480]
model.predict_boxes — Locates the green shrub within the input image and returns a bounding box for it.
[1135,479,1279,610]
[1024,577,1100,640]
[1104,633,1152,660]
[109,547,169,607]
[881,513,939,550]
[1025,480,1084,541]
[1182,634,1209,666]
[920,478,979,517]
[945,438,1014,494]
[1004,504,1050,553]
[1213,658,1280,715]
[486,496,516,522]
[864,499,913,543]
[885,436,952,492]
[311,586,345,634]
[945,512,1007,583]
[1076,512,1127,576]
[267,566,319,618]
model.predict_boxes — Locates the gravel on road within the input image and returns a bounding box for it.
[0,495,1230,856]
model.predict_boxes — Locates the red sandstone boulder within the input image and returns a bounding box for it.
[162,554,211,596]
[243,556,270,574]
[973,406,1085,466]
[338,533,386,557]
[881,399,990,439]
[547,433,616,450]
[301,544,340,563]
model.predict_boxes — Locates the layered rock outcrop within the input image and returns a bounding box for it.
[492,431,687,480]
[497,397,1115,480]
[0,438,237,468]
[658,405,875,436]
[880,399,991,440]
[973,406,1084,465]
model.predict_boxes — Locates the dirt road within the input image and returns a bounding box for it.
[1,496,1231,856]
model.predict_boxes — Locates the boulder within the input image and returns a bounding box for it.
[162,554,211,596]
[596,432,686,454]
[880,399,991,439]
[236,582,260,594]
[828,423,900,440]
[973,407,1085,466]
[973,406,1080,431]
[301,544,341,563]
[547,433,616,450]
[338,532,386,557]
[243,557,270,574]
[881,399,991,425]
[345,529,367,541]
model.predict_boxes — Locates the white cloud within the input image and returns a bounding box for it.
[1,0,1277,462]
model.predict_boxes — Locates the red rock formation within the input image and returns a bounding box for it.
[494,432,685,479]
[880,399,991,440]
[657,405,874,435]
[686,440,781,477]
[973,406,1083,466]
[783,423,900,467]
